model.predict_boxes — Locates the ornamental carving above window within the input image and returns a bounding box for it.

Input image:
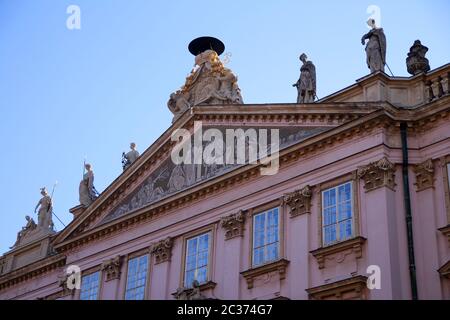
[283,185,312,217]
[414,159,435,191]
[357,157,396,192]
[150,237,174,264]
[220,210,246,240]
[101,256,122,281]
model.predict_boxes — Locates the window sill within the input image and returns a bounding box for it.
[240,259,290,289]
[310,236,367,269]
[171,280,217,300]
[306,275,368,300]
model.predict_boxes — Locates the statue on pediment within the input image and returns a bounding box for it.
[122,142,140,170]
[406,40,430,75]
[167,37,243,122]
[10,216,37,249]
[293,53,316,103]
[35,187,53,230]
[79,163,98,207]
[361,19,386,73]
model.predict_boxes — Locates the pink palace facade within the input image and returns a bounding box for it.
[1,52,450,300]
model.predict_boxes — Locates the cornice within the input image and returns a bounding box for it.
[52,99,449,253]
[0,254,66,291]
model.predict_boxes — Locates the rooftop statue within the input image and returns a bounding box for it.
[361,19,386,73]
[406,40,430,75]
[293,53,316,103]
[168,37,243,122]
[10,216,37,249]
[122,142,140,170]
[79,163,98,207]
[35,187,53,230]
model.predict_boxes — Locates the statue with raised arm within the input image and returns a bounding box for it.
[35,187,53,229]
[122,142,140,170]
[361,19,386,73]
[293,53,316,103]
[79,163,98,207]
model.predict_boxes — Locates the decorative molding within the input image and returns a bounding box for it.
[57,271,76,297]
[438,260,450,279]
[220,210,246,240]
[438,224,450,246]
[240,259,290,289]
[283,185,312,217]
[0,254,66,291]
[172,280,216,300]
[310,236,367,269]
[414,159,435,191]
[357,157,396,192]
[101,255,122,282]
[306,275,368,300]
[150,237,174,264]
[52,100,450,254]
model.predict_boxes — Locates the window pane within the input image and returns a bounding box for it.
[323,189,336,207]
[323,207,337,226]
[184,232,211,287]
[253,247,264,266]
[324,225,337,245]
[125,255,148,300]
[338,183,351,202]
[252,208,280,266]
[338,201,352,221]
[80,272,100,300]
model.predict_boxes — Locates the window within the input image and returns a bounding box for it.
[125,254,149,300]
[252,207,280,267]
[322,182,353,246]
[80,271,100,300]
[184,232,210,287]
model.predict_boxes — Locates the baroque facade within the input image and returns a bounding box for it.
[1,40,450,300]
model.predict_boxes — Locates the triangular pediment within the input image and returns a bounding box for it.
[52,103,380,247]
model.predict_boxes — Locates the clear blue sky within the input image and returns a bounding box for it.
[1,0,449,254]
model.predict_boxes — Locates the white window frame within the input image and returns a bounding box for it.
[252,207,280,267]
[184,232,211,287]
[321,181,354,246]
[80,271,100,300]
[124,254,149,300]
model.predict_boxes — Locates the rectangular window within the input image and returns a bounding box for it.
[252,207,280,267]
[80,271,100,300]
[184,232,210,287]
[322,182,353,246]
[125,254,149,300]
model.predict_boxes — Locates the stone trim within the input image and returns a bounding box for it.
[306,275,368,300]
[283,185,312,217]
[438,224,450,246]
[438,260,450,279]
[310,236,367,269]
[0,254,66,291]
[220,210,246,240]
[101,255,122,282]
[441,156,450,224]
[414,159,435,191]
[172,280,217,300]
[53,101,450,254]
[150,237,174,264]
[240,259,290,290]
[357,157,396,192]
